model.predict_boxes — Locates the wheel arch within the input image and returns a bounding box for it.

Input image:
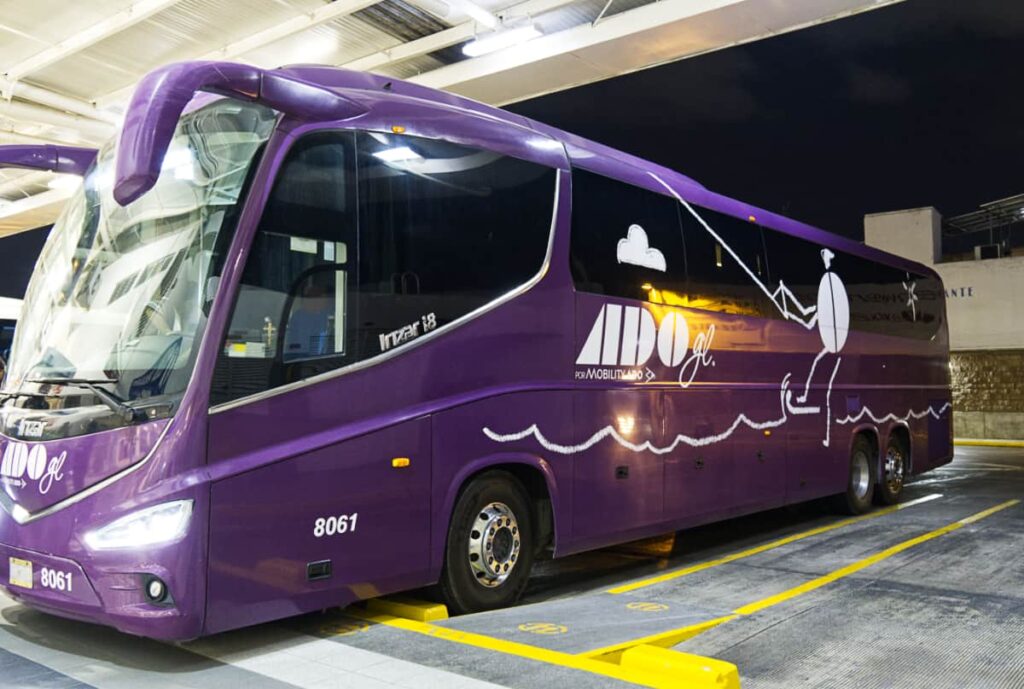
[848,423,880,473]
[433,452,560,579]
[886,423,913,475]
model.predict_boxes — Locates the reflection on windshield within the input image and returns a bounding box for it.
[1,99,276,426]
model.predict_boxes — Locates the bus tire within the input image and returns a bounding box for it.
[439,471,534,615]
[875,435,907,505]
[834,436,875,515]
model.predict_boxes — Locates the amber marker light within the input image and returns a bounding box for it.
[763,430,772,437]
[391,125,406,134]
[748,214,757,222]
[392,457,411,468]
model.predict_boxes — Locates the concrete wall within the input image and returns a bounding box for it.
[934,256,1024,351]
[864,207,1024,440]
[864,207,941,266]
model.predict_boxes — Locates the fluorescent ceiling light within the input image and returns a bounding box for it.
[463,25,543,58]
[373,146,422,163]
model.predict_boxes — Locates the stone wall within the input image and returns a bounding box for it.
[950,349,1024,439]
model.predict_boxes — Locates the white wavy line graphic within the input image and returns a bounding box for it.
[483,380,791,455]
[483,414,788,455]
[835,402,951,426]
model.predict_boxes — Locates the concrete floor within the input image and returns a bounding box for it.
[1,445,1022,689]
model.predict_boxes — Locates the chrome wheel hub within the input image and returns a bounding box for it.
[852,450,871,500]
[468,502,521,588]
[884,446,905,494]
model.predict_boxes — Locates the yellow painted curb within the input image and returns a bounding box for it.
[343,610,674,688]
[620,645,741,689]
[365,596,449,622]
[954,438,1024,448]
[580,615,738,661]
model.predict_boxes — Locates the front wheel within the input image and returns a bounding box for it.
[834,436,875,515]
[875,435,907,505]
[438,471,535,615]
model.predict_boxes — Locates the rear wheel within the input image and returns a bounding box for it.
[438,471,535,614]
[834,436,875,514]
[875,435,907,505]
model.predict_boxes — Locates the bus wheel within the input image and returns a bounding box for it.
[834,436,875,515]
[875,436,907,505]
[439,471,534,615]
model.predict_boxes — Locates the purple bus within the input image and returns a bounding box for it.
[0,61,951,641]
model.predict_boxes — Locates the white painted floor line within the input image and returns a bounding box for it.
[187,625,510,689]
[0,590,507,689]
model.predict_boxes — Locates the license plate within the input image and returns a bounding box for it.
[9,557,32,589]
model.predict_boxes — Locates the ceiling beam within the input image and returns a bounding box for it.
[0,186,74,235]
[409,0,905,105]
[95,0,385,109]
[447,0,500,28]
[0,100,113,142]
[0,79,120,125]
[0,123,89,147]
[343,0,576,72]
[0,170,53,199]
[197,0,382,62]
[3,0,185,83]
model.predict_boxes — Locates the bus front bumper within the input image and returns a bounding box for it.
[0,538,199,640]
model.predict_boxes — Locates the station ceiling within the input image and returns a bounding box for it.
[0,0,901,237]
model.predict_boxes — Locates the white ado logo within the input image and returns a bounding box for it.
[576,304,689,368]
[0,442,67,495]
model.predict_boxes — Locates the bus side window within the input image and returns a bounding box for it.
[569,169,687,303]
[761,225,823,317]
[211,131,557,407]
[211,132,357,406]
[681,206,770,318]
[354,132,555,358]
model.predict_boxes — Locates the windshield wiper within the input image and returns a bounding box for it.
[27,378,138,423]
[0,390,48,405]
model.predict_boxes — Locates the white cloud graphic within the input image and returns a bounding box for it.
[617,224,667,272]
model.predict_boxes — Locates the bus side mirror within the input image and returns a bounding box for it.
[114,61,368,207]
[0,145,97,176]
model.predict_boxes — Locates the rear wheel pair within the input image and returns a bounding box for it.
[836,435,907,514]
[438,471,536,614]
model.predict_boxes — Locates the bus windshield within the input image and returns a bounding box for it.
[0,98,276,435]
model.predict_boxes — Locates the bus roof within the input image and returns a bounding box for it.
[275,65,940,282]
[114,61,939,282]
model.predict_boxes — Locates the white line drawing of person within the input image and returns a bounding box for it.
[785,249,848,446]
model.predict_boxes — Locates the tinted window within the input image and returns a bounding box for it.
[211,131,556,405]
[762,226,829,324]
[763,225,943,340]
[680,205,771,317]
[356,132,556,355]
[570,169,687,302]
[839,256,942,340]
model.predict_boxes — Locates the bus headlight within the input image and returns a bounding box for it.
[84,500,193,551]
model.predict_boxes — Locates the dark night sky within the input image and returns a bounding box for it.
[506,0,1024,240]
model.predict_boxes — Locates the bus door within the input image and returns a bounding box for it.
[203,131,433,632]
